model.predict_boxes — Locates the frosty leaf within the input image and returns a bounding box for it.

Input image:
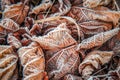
[35,16,82,41]
[0,18,19,37]
[83,0,112,8]
[46,45,80,80]
[67,7,120,26]
[77,28,120,51]
[79,20,112,35]
[18,42,46,80]
[0,45,18,80]
[30,0,52,15]
[0,18,19,31]
[32,23,77,50]
[63,74,82,80]
[79,50,114,78]
[3,2,29,24]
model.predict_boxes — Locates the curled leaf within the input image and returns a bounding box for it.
[0,45,18,80]
[46,45,80,80]
[79,50,114,78]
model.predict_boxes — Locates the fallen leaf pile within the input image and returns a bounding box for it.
[0,0,120,80]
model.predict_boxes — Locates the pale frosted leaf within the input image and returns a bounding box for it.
[32,23,77,50]
[46,45,80,80]
[18,42,46,80]
[67,7,120,26]
[79,50,114,78]
[77,28,120,51]
[79,20,112,35]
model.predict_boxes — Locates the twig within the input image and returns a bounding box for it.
[92,66,107,76]
[113,0,120,11]
[44,0,56,18]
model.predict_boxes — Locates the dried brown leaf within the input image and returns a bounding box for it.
[79,50,114,78]
[0,18,19,37]
[35,16,83,41]
[46,45,80,80]
[77,28,120,51]
[18,42,46,80]
[0,18,19,31]
[0,45,18,80]
[32,23,77,50]
[3,2,29,24]
[79,20,112,35]
[67,7,120,26]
